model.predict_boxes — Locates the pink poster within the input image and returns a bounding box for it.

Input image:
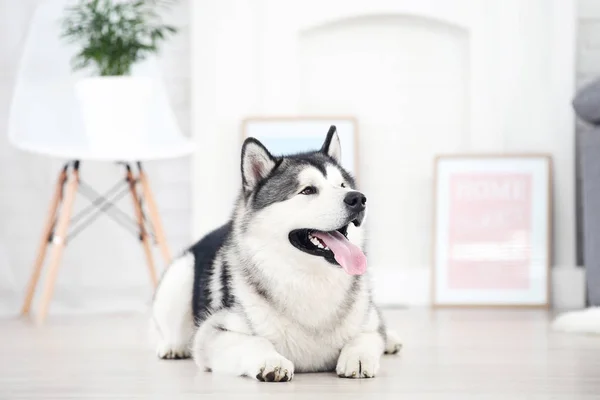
[447,173,532,290]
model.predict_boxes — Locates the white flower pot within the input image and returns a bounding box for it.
[75,76,153,150]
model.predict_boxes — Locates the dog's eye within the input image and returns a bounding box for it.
[341,182,346,188]
[299,186,317,195]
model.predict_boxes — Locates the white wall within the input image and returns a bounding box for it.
[191,0,579,307]
[297,15,469,303]
[0,0,192,316]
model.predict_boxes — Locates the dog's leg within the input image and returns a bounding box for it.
[152,253,195,359]
[193,313,294,382]
[384,329,403,355]
[336,307,386,379]
[336,331,385,379]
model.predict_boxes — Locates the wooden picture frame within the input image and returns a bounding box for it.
[432,154,552,308]
[241,116,359,182]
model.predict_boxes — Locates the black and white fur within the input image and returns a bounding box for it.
[151,126,401,382]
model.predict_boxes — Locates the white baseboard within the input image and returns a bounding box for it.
[371,267,430,306]
[372,265,586,309]
[551,265,586,310]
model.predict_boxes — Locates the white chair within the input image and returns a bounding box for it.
[7,0,194,324]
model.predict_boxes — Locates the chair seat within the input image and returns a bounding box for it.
[10,136,194,162]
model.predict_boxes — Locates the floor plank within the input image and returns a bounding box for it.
[1,309,599,399]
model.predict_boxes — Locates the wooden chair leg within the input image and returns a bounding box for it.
[35,165,80,325]
[127,166,158,287]
[137,163,172,266]
[21,167,68,315]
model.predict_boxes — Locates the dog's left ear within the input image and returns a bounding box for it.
[321,125,342,163]
[241,137,277,193]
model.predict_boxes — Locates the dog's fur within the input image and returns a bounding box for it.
[151,126,401,381]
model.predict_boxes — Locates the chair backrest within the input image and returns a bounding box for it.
[8,0,191,161]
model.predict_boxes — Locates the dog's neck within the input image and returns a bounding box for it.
[232,233,363,330]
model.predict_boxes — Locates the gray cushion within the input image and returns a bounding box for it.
[573,78,600,125]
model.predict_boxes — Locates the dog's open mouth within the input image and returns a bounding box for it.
[288,224,367,275]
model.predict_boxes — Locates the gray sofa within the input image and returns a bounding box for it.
[573,80,600,306]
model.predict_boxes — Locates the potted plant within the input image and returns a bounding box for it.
[61,0,178,148]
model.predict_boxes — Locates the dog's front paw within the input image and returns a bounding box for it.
[156,341,191,360]
[384,329,403,355]
[253,354,294,382]
[336,347,380,379]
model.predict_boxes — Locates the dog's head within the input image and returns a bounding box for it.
[237,126,367,275]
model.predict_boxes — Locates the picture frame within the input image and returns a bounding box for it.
[432,154,552,308]
[242,117,359,182]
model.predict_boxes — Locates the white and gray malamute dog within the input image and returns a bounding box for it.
[151,126,401,382]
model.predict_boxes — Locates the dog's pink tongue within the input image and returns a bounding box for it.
[312,231,367,275]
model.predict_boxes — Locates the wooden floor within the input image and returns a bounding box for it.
[1,309,599,399]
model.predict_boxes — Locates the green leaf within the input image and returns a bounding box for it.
[59,0,179,76]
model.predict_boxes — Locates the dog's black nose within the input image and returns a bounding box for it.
[344,191,367,212]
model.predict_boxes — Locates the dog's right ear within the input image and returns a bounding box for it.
[241,138,277,193]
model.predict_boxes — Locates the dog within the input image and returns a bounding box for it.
[151,126,401,382]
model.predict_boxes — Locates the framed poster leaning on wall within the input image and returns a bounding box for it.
[432,155,552,308]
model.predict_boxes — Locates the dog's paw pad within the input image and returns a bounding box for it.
[336,349,379,379]
[156,342,191,360]
[254,356,294,382]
